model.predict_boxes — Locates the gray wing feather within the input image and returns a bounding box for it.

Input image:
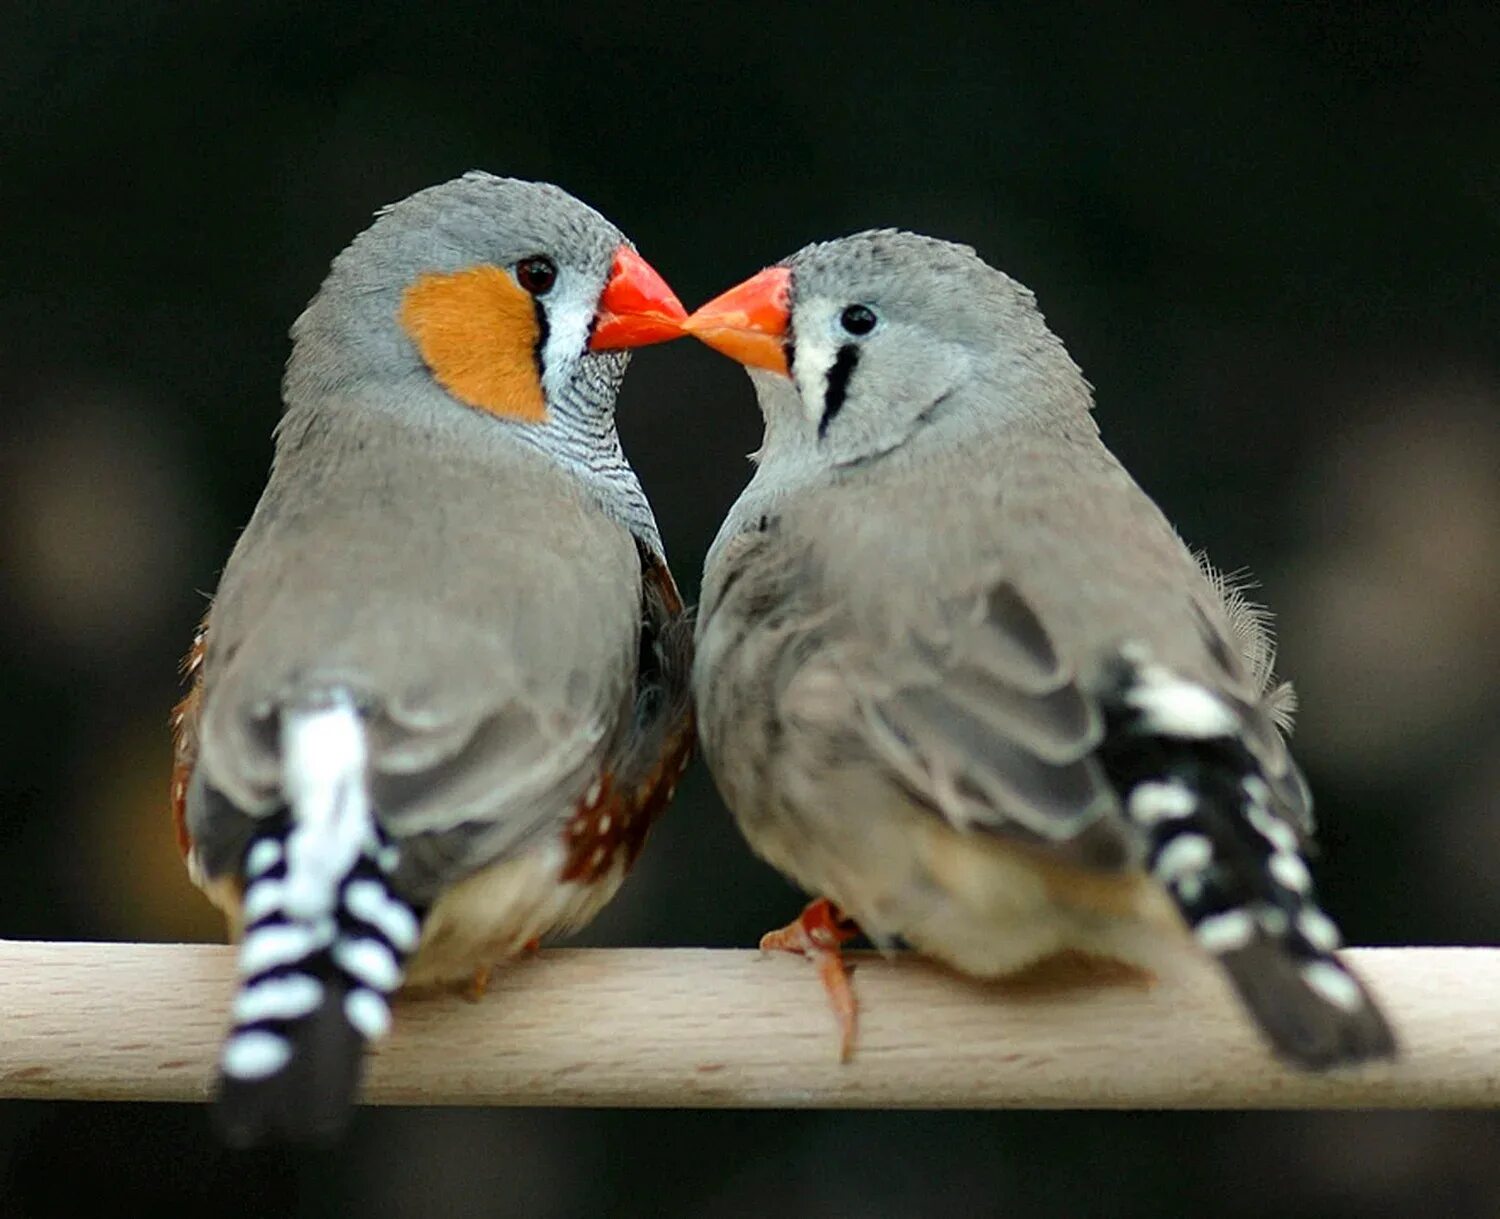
[853,578,1128,868]
[699,425,1312,879]
[698,522,1130,873]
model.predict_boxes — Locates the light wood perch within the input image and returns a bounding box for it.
[1,943,1495,1108]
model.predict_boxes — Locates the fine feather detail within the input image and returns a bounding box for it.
[1192,552,1299,732]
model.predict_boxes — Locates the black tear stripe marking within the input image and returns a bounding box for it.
[532,297,551,382]
[818,345,859,438]
[1094,658,1395,1068]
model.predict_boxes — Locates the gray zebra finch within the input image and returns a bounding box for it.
[172,174,693,1145]
[684,230,1394,1069]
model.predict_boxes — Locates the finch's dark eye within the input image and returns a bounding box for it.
[840,304,877,336]
[516,256,558,296]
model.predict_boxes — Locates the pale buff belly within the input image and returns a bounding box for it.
[745,798,1188,980]
[401,842,627,989]
[196,839,626,992]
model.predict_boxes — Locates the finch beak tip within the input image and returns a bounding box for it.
[682,266,793,377]
[589,246,688,351]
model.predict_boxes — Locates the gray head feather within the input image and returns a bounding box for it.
[751,228,1096,474]
[285,172,625,406]
[273,172,663,552]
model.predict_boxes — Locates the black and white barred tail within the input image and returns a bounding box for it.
[214,696,420,1147]
[1100,659,1395,1069]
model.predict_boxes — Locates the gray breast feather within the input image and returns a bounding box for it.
[698,408,1317,886]
[698,504,1309,877]
[849,578,1128,867]
[697,525,1131,871]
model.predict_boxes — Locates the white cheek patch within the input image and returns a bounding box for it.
[793,333,839,425]
[790,299,842,426]
[540,288,596,403]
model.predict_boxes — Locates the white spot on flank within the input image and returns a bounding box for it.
[585,779,603,805]
[1298,908,1343,953]
[233,974,325,1024]
[1128,670,1237,739]
[1195,910,1256,954]
[590,845,608,867]
[221,1030,292,1080]
[245,839,282,878]
[598,813,613,834]
[238,921,334,978]
[343,880,420,953]
[333,938,402,993]
[241,879,286,925]
[1246,802,1299,853]
[1302,960,1364,1012]
[1258,906,1290,936]
[1128,780,1197,824]
[1242,776,1272,807]
[1153,834,1213,884]
[1269,852,1312,893]
[344,989,392,1040]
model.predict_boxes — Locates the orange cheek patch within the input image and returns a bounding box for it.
[398,264,549,423]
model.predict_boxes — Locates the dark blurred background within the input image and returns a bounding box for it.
[2,2,1498,1215]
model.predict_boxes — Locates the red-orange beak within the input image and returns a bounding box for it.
[589,245,688,350]
[681,266,792,377]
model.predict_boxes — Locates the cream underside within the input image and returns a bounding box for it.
[194,841,625,991]
[750,807,1189,979]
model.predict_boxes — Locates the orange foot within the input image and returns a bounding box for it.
[463,965,493,1002]
[760,898,862,1062]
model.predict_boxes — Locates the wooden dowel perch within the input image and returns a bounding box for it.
[1,943,1496,1108]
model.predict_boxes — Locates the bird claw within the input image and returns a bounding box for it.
[760,898,861,1062]
[463,965,492,1002]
